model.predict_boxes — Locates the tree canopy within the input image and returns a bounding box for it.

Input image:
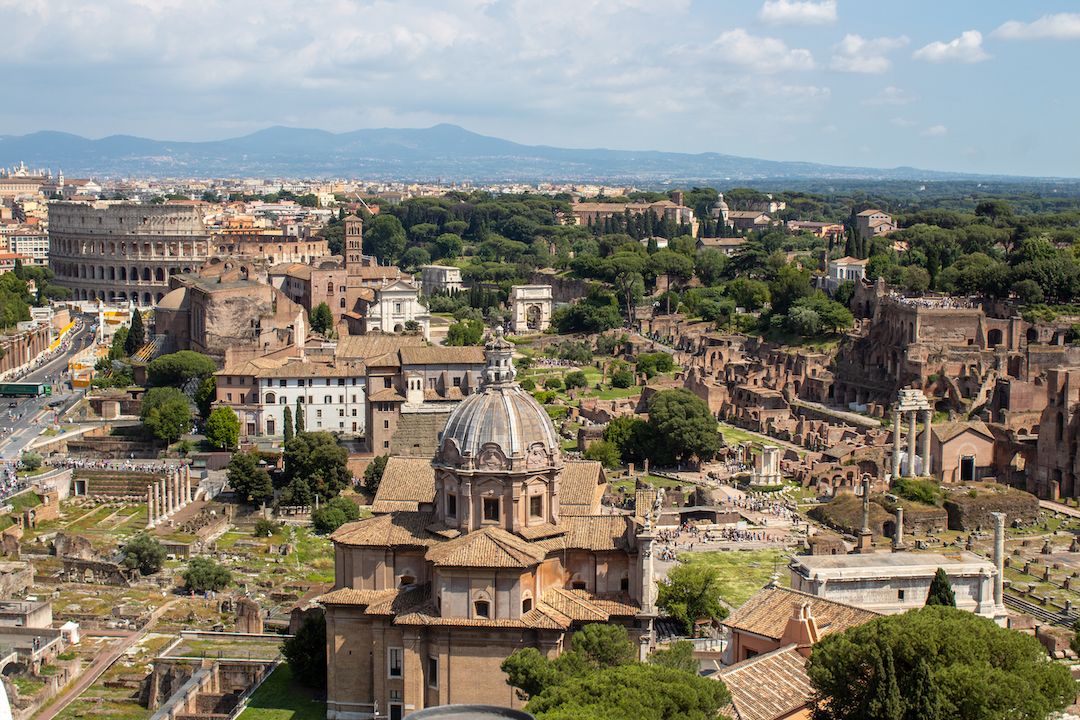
[205,406,240,450]
[806,606,1076,720]
[226,451,273,505]
[646,389,720,464]
[147,351,217,388]
[121,533,166,575]
[183,557,232,593]
[657,563,729,635]
[283,432,351,500]
[311,496,361,534]
[925,568,956,607]
[140,387,192,444]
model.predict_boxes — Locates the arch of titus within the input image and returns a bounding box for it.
[891,389,932,478]
[146,465,195,528]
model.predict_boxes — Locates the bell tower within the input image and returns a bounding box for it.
[344,214,363,276]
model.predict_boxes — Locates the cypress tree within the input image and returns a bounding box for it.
[283,406,294,442]
[867,646,903,720]
[906,657,942,720]
[925,568,956,607]
[125,309,145,356]
[295,398,305,434]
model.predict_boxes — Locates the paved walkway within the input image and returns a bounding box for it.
[35,599,177,720]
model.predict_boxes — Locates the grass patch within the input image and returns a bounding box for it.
[239,664,326,720]
[12,676,44,696]
[609,474,689,493]
[718,422,766,446]
[7,491,40,512]
[677,549,792,606]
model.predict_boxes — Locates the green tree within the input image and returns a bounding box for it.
[526,663,728,720]
[611,368,634,388]
[769,263,814,315]
[283,405,294,442]
[194,376,216,420]
[636,352,674,378]
[571,623,637,668]
[284,431,350,499]
[140,387,192,444]
[121,533,166,575]
[311,496,361,534]
[564,370,588,390]
[281,476,313,507]
[147,351,217,387]
[19,451,42,471]
[646,389,720,464]
[363,454,388,494]
[584,440,621,469]
[925,567,956,607]
[806,606,1075,720]
[295,398,305,433]
[227,451,273,505]
[205,406,240,450]
[309,302,334,335]
[254,518,277,537]
[649,640,698,675]
[124,309,145,356]
[183,557,232,593]
[657,563,729,636]
[283,613,327,690]
[110,326,130,360]
[446,319,485,346]
[364,214,407,265]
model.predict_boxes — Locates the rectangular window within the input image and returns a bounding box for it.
[383,440,390,449]
[453,377,461,387]
[351,394,357,403]
[337,378,345,386]
[483,497,500,522]
[339,395,344,403]
[324,395,332,404]
[447,494,456,517]
[338,409,345,417]
[246,422,255,435]
[388,647,403,678]
[352,409,357,416]
[279,379,286,387]
[226,377,233,385]
[316,410,323,418]
[227,393,233,402]
[384,377,392,388]
[389,706,403,720]
[529,495,543,518]
[898,589,905,600]
[428,657,438,689]
[384,420,389,429]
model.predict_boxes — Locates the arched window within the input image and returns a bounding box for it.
[265,392,276,404]
[399,573,416,587]
[327,281,334,293]
[522,595,533,614]
[474,600,490,618]
[339,297,346,309]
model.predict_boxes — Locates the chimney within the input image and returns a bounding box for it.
[780,602,820,657]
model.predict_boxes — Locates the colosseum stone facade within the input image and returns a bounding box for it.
[48,202,212,307]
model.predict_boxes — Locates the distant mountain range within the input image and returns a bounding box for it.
[0,124,1047,182]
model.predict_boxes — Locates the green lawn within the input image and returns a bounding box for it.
[609,474,690,493]
[8,491,41,512]
[239,665,326,720]
[717,422,765,446]
[677,549,792,607]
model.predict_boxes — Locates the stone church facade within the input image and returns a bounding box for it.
[321,330,653,719]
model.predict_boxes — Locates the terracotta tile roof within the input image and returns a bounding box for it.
[540,589,639,622]
[423,387,466,401]
[560,461,606,514]
[368,387,407,402]
[370,457,436,514]
[318,587,399,608]
[426,527,547,568]
[399,346,486,366]
[516,522,567,541]
[255,359,366,379]
[722,586,878,642]
[537,515,629,553]
[395,600,571,630]
[335,334,424,361]
[331,511,437,548]
[932,419,993,444]
[717,644,812,720]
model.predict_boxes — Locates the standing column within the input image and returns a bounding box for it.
[920,410,933,478]
[146,485,155,529]
[893,506,905,551]
[891,409,902,480]
[992,512,1006,609]
[860,475,871,534]
[153,480,162,522]
[184,468,191,504]
[165,475,174,515]
[171,472,180,512]
[638,529,657,616]
[907,411,918,476]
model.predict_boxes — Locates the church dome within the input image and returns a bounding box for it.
[437,329,561,472]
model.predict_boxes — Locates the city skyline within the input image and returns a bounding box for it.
[2,1,1079,177]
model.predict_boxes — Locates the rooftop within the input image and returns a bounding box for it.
[723,585,878,641]
[716,644,812,720]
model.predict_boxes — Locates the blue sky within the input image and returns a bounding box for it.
[3,0,1078,176]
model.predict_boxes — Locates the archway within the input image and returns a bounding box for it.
[987,328,1003,348]
[526,304,541,330]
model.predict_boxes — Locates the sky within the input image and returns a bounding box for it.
[2,0,1079,177]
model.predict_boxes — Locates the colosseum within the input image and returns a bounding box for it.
[48,202,213,307]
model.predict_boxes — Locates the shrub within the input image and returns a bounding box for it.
[183,557,232,593]
[611,369,634,388]
[892,477,945,506]
[564,370,588,390]
[121,534,166,575]
[254,518,277,538]
[19,451,42,471]
[312,496,361,534]
[520,378,536,391]
[544,376,564,391]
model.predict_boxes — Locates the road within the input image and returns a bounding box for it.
[0,319,93,461]
[34,599,177,720]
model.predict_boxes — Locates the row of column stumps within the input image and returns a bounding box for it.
[146,465,194,528]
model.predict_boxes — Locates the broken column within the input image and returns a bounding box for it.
[893,506,905,551]
[856,474,874,553]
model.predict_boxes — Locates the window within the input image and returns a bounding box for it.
[389,705,403,720]
[453,377,461,387]
[339,395,344,403]
[572,580,587,590]
[278,380,286,387]
[522,597,533,613]
[339,409,345,417]
[394,302,403,314]
[428,657,438,689]
[280,397,287,405]
[226,377,233,385]
[384,420,389,429]
[267,420,275,435]
[383,440,390,449]
[898,589,905,600]
[529,495,543,518]
[323,395,332,404]
[483,497,500,522]
[447,494,456,517]
[352,409,357,416]
[316,410,323,419]
[384,377,392,388]
[351,395,357,403]
[227,393,233,402]
[474,600,490,618]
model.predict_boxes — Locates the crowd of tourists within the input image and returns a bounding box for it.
[45,457,180,474]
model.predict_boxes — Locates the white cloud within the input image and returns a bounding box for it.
[994,14,1080,40]
[708,29,815,73]
[862,86,917,106]
[759,0,837,26]
[830,34,909,74]
[913,30,990,64]
[921,124,948,137]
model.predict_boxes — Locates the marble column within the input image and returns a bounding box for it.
[172,472,180,511]
[907,411,918,476]
[992,512,1006,609]
[146,485,155,528]
[891,409,902,480]
[893,506,905,551]
[639,530,657,616]
[184,470,191,504]
[920,410,933,478]
[154,480,162,522]
[860,476,871,533]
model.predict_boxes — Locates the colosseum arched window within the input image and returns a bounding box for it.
[108,267,115,280]
[109,242,116,255]
[130,266,139,282]
[142,292,151,306]
[97,266,104,280]
[155,268,165,282]
[119,268,127,281]
[142,268,151,282]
